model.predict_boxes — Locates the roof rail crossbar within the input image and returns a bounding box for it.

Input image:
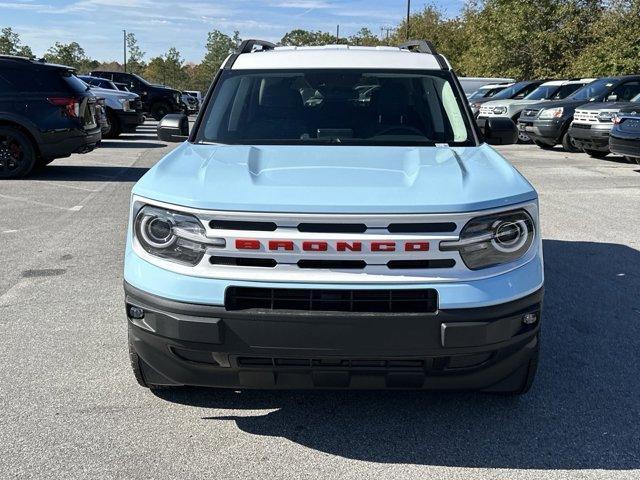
[399,40,438,55]
[238,39,276,54]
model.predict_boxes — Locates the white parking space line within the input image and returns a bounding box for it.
[39,181,99,192]
[0,193,83,212]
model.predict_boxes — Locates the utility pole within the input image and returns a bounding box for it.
[336,25,340,43]
[406,0,411,40]
[123,29,127,73]
[380,26,393,41]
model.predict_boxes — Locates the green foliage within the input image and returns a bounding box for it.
[126,32,146,75]
[144,47,188,89]
[570,0,640,76]
[280,29,338,46]
[44,41,95,73]
[0,27,34,58]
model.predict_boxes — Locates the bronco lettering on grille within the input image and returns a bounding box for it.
[235,239,430,252]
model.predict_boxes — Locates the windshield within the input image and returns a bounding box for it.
[568,78,615,101]
[524,85,559,101]
[196,69,474,146]
[490,81,530,100]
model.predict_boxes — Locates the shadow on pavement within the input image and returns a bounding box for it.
[99,141,166,149]
[155,239,640,470]
[30,165,149,182]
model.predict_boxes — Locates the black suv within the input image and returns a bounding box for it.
[0,55,101,179]
[518,76,640,152]
[89,71,182,120]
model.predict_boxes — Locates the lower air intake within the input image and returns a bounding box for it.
[225,287,438,313]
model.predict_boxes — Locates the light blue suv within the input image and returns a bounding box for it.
[124,40,544,394]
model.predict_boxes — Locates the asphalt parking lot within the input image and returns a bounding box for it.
[1,121,639,479]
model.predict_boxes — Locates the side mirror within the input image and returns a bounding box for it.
[157,114,189,142]
[607,94,618,102]
[476,117,518,145]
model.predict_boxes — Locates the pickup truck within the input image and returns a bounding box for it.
[124,40,544,395]
[89,70,182,120]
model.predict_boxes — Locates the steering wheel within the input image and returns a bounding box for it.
[375,126,425,137]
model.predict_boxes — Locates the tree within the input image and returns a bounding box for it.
[144,47,188,89]
[569,0,640,76]
[279,29,338,46]
[44,41,95,72]
[349,28,381,46]
[194,29,239,88]
[126,32,146,75]
[457,0,602,79]
[0,27,34,58]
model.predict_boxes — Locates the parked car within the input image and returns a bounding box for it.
[0,55,101,178]
[184,90,203,106]
[89,70,182,120]
[469,80,546,117]
[80,76,144,138]
[610,108,640,164]
[478,79,594,143]
[459,77,515,96]
[126,40,543,395]
[467,82,513,115]
[518,75,640,152]
[569,92,640,158]
[181,92,199,115]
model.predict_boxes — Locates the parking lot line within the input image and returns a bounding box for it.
[0,193,84,212]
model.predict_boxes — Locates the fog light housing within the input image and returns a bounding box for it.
[129,306,145,319]
[522,312,537,325]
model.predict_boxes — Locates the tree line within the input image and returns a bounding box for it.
[2,0,640,92]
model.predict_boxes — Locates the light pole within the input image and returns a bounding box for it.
[123,29,127,72]
[406,0,411,40]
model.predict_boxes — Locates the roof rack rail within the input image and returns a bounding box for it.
[399,40,438,55]
[237,39,276,54]
[0,54,31,62]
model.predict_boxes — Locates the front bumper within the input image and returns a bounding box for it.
[126,282,543,390]
[518,119,565,145]
[569,124,612,151]
[116,110,145,132]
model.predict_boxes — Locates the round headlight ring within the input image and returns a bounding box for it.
[491,219,529,253]
[139,215,177,248]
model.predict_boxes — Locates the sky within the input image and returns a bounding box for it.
[1,0,463,63]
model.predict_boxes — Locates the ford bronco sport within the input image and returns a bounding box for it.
[124,40,544,395]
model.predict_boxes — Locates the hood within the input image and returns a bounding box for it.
[574,101,637,112]
[132,143,536,214]
[152,84,180,94]
[89,86,138,100]
[482,98,545,108]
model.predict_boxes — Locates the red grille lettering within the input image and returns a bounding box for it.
[405,242,429,252]
[371,241,396,252]
[236,239,260,250]
[302,241,328,251]
[336,241,362,252]
[269,240,294,251]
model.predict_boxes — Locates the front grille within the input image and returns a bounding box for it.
[225,287,438,313]
[574,110,599,123]
[572,123,591,130]
[522,108,540,118]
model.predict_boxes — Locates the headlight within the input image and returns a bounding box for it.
[134,205,222,266]
[440,209,535,270]
[118,98,133,112]
[492,106,507,115]
[597,111,616,122]
[539,107,564,119]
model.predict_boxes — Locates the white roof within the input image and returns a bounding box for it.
[479,82,513,90]
[228,45,447,70]
[541,78,596,86]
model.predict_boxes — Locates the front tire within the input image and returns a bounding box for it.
[150,102,171,121]
[584,149,608,159]
[103,109,121,139]
[0,126,37,179]
[561,131,580,153]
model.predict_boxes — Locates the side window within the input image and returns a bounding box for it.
[513,84,538,100]
[611,81,640,102]
[0,67,67,93]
